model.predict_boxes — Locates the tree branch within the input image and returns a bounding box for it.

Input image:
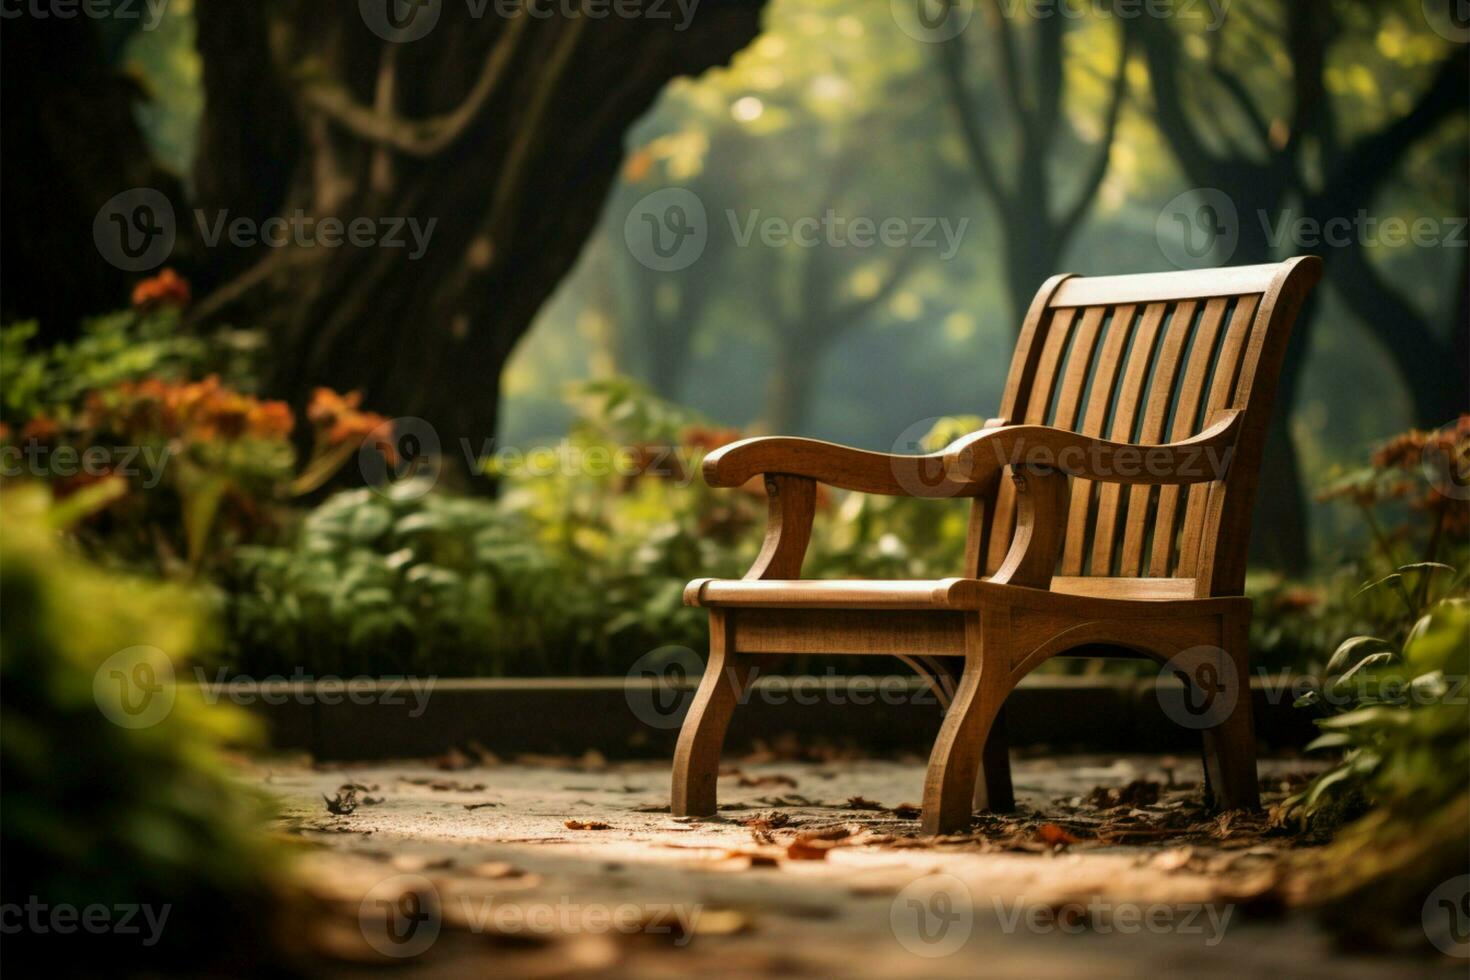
[937,34,1009,204]
[1055,26,1130,250]
[1318,44,1468,207]
[300,12,528,158]
[1129,16,1219,185]
[985,0,1031,128]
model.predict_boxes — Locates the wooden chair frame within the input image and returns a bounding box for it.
[671,258,1323,835]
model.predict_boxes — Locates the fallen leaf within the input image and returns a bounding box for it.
[564,820,612,831]
[784,839,830,861]
[1036,823,1081,847]
[324,790,357,816]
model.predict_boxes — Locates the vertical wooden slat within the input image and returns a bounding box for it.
[1118,301,1197,575]
[1061,305,1136,574]
[1149,296,1230,576]
[1177,295,1260,576]
[1023,308,1079,423]
[1090,303,1168,575]
[986,308,1078,574]
[1050,306,1107,429]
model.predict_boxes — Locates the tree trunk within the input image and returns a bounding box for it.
[187,2,765,486]
[1,13,189,342]
[764,334,823,434]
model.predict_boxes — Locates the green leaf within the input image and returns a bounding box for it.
[1305,732,1353,752]
[1324,635,1395,678]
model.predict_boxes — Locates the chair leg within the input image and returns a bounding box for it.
[974,704,1015,813]
[1201,611,1259,810]
[922,613,1008,835]
[671,612,751,817]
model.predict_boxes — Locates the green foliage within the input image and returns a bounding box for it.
[1,311,204,425]
[222,482,593,676]
[1286,584,1469,824]
[0,485,287,967]
[220,379,986,677]
[1285,589,1470,952]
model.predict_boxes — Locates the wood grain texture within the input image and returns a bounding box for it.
[744,474,816,580]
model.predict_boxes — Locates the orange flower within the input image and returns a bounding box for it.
[328,410,390,446]
[248,401,295,440]
[19,415,60,444]
[131,268,191,311]
[308,387,392,461]
[681,424,744,454]
[307,388,363,430]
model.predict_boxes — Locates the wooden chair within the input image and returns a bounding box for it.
[672,258,1322,835]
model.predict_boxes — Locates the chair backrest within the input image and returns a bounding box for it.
[968,258,1322,599]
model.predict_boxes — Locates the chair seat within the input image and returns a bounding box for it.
[683,576,1249,615]
[684,577,980,610]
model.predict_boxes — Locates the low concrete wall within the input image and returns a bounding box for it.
[205,673,1318,760]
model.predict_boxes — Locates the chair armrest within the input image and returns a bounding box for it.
[703,430,1001,498]
[944,411,1243,486]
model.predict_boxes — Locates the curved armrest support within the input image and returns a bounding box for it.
[945,411,1243,487]
[704,424,1006,498]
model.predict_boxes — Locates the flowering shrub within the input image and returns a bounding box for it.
[1,274,395,575]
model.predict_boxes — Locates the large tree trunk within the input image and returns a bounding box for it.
[0,14,189,342]
[186,2,765,485]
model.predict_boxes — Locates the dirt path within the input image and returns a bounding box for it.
[247,753,1430,978]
